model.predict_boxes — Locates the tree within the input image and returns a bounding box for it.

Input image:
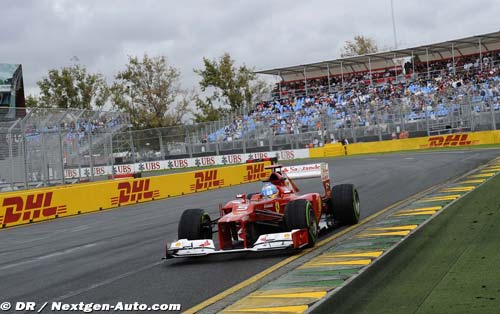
[36,64,109,109]
[194,52,271,122]
[340,35,379,57]
[110,54,189,129]
[25,94,38,107]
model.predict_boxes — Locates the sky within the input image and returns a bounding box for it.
[2,0,500,97]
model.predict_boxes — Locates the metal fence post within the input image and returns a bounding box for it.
[491,100,497,130]
[109,132,114,179]
[158,130,165,159]
[425,109,430,136]
[41,128,49,186]
[377,111,383,141]
[88,127,94,181]
[242,123,247,154]
[57,112,68,185]
[7,119,20,189]
[58,127,65,185]
[128,125,136,164]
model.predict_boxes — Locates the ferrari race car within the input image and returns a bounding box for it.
[165,160,360,258]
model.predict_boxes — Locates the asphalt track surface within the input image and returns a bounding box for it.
[1,149,499,312]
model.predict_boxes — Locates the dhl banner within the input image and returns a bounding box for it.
[0,161,272,229]
[312,130,500,157]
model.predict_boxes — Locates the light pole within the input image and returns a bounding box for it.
[391,0,398,49]
[127,85,136,164]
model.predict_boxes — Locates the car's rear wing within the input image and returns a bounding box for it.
[281,163,331,198]
[282,163,329,181]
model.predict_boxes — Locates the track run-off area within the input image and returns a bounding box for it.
[0,149,499,312]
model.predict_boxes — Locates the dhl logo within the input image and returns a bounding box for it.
[190,170,224,191]
[422,134,478,148]
[0,192,67,226]
[244,164,269,182]
[110,179,160,206]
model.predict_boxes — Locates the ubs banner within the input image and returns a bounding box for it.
[0,63,25,120]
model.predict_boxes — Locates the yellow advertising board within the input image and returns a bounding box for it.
[0,161,271,229]
[314,130,500,157]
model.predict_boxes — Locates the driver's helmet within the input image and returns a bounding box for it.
[261,183,279,199]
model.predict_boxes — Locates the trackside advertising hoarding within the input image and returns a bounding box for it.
[63,149,309,179]
[309,130,500,158]
[0,161,272,228]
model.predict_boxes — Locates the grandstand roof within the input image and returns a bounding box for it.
[256,30,500,82]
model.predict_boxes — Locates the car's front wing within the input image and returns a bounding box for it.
[165,229,309,259]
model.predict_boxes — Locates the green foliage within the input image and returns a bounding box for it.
[36,64,109,109]
[194,52,271,122]
[192,96,222,122]
[110,54,189,129]
[341,35,379,57]
[25,94,38,107]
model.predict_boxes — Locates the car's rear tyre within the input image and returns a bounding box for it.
[178,208,212,240]
[284,199,318,246]
[331,184,360,225]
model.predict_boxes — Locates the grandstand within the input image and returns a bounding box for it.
[0,108,129,191]
[249,31,500,139]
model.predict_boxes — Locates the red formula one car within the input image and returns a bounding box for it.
[165,161,360,258]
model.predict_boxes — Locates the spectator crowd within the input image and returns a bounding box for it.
[206,51,500,142]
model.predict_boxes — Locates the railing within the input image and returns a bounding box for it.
[0,108,129,191]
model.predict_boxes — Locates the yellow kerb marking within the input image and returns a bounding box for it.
[227,305,308,313]
[250,291,327,299]
[469,173,495,178]
[419,194,461,202]
[459,179,485,184]
[441,186,475,192]
[301,259,372,267]
[395,210,438,216]
[356,230,410,237]
[369,225,418,231]
[396,206,442,214]
[483,167,500,171]
[322,251,383,258]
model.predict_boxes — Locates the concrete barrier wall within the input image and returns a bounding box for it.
[0,161,271,228]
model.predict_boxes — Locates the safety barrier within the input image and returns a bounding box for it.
[0,161,272,228]
[310,130,500,158]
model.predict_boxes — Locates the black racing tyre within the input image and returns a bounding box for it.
[178,208,212,240]
[284,199,318,246]
[331,184,360,225]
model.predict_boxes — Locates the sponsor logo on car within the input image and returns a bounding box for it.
[0,192,67,225]
[110,179,160,206]
[190,170,224,191]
